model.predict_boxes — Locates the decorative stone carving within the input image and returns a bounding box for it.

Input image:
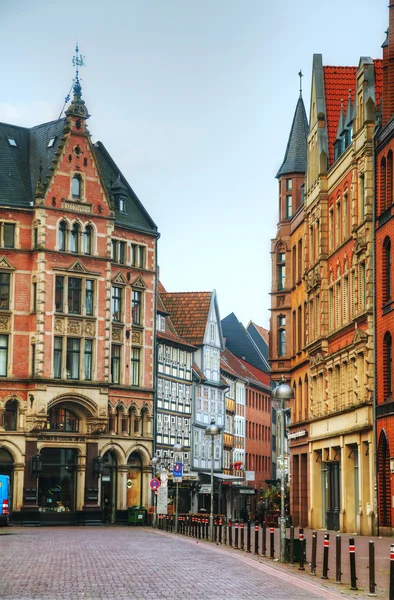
[310,352,325,366]
[306,268,321,292]
[86,420,106,434]
[132,276,146,289]
[69,260,87,273]
[27,417,47,432]
[0,316,9,331]
[112,327,123,341]
[54,318,64,333]
[84,321,95,336]
[113,272,127,285]
[355,232,367,254]
[132,331,142,344]
[0,257,13,270]
[68,320,82,335]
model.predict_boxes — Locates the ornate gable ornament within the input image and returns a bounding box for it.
[353,328,368,345]
[69,260,87,273]
[0,256,15,271]
[131,275,146,289]
[112,272,127,285]
[310,351,325,367]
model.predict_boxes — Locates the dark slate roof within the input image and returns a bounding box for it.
[276,95,309,178]
[221,312,269,373]
[0,119,65,207]
[92,141,157,234]
[246,321,269,363]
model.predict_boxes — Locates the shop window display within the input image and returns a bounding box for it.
[38,448,77,512]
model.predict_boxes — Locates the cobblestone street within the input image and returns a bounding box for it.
[0,526,371,600]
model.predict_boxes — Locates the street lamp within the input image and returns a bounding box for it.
[151,456,160,528]
[205,417,222,542]
[271,376,294,563]
[173,442,183,533]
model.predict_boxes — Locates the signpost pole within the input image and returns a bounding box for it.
[175,479,179,534]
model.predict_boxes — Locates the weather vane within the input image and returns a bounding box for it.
[298,70,303,96]
[58,42,86,120]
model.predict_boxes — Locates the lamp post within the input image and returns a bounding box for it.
[271,377,294,563]
[173,442,183,533]
[205,417,222,542]
[151,456,160,528]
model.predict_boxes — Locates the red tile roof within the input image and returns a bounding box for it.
[159,291,212,346]
[221,348,268,388]
[157,288,196,349]
[157,280,167,294]
[238,357,271,388]
[323,65,357,165]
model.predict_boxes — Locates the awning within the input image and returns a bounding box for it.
[198,471,245,482]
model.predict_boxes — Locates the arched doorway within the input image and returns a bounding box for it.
[101,451,117,523]
[127,453,143,507]
[378,429,392,528]
[0,448,13,511]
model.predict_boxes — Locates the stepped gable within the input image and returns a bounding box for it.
[160,291,212,346]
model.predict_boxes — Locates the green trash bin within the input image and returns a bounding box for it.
[128,506,147,525]
[285,537,306,562]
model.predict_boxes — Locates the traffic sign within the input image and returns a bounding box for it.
[150,478,161,490]
[173,462,183,478]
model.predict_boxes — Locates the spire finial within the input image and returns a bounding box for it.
[298,70,303,97]
[72,41,85,98]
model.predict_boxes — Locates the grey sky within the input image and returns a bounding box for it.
[1,0,387,327]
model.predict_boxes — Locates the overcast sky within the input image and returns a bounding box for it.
[1,0,387,328]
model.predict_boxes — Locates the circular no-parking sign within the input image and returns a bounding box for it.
[150,478,161,490]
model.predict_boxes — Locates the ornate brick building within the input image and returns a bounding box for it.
[0,75,158,524]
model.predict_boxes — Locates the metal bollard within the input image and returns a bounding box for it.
[219,518,223,545]
[262,522,267,557]
[349,537,357,591]
[246,520,251,553]
[310,530,317,575]
[298,528,305,571]
[321,533,329,579]
[240,521,245,550]
[254,523,259,555]
[206,517,209,540]
[390,543,394,600]
[369,540,375,597]
[228,519,233,547]
[270,527,275,559]
[289,526,294,566]
[234,521,239,549]
[335,535,341,584]
[198,517,202,539]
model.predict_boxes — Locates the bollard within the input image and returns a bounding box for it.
[254,523,259,555]
[228,519,233,547]
[166,515,169,532]
[262,522,267,557]
[369,540,375,597]
[270,527,275,559]
[206,517,209,540]
[191,516,195,537]
[234,521,239,549]
[219,518,223,545]
[349,537,357,591]
[390,543,394,600]
[198,517,202,539]
[310,530,317,575]
[240,521,245,550]
[289,526,295,566]
[298,528,305,571]
[321,533,329,579]
[246,520,251,553]
[336,535,341,584]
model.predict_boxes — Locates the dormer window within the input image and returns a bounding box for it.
[72,175,81,199]
[119,196,127,213]
[47,137,56,148]
[7,138,17,147]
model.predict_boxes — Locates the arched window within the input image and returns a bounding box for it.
[83,225,92,255]
[384,332,393,400]
[58,221,67,252]
[141,407,149,436]
[388,151,393,207]
[277,250,286,290]
[48,407,79,432]
[72,176,81,199]
[377,430,392,527]
[278,315,286,356]
[383,237,391,304]
[380,157,387,214]
[70,223,80,253]
[4,399,18,430]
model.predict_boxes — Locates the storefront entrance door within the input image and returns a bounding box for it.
[101,451,117,523]
[323,462,340,531]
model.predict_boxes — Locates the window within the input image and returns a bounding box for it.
[132,290,142,325]
[111,344,121,384]
[31,343,36,376]
[301,184,305,204]
[3,223,15,248]
[72,176,81,199]
[298,239,302,281]
[278,252,286,290]
[286,178,292,191]
[68,277,82,314]
[384,332,393,399]
[59,221,67,252]
[66,338,80,379]
[47,137,56,148]
[4,399,17,430]
[48,408,79,432]
[112,287,122,321]
[359,261,367,310]
[0,335,8,376]
[384,237,392,304]
[84,225,92,255]
[84,340,93,380]
[55,276,64,312]
[70,223,80,253]
[32,282,37,313]
[7,138,17,147]
[54,337,62,378]
[119,196,126,213]
[111,240,126,264]
[286,195,292,218]
[278,316,286,356]
[131,245,145,268]
[33,227,38,250]
[0,273,10,309]
[131,347,141,386]
[336,201,341,246]
[343,192,348,239]
[85,280,94,316]
[360,174,366,220]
